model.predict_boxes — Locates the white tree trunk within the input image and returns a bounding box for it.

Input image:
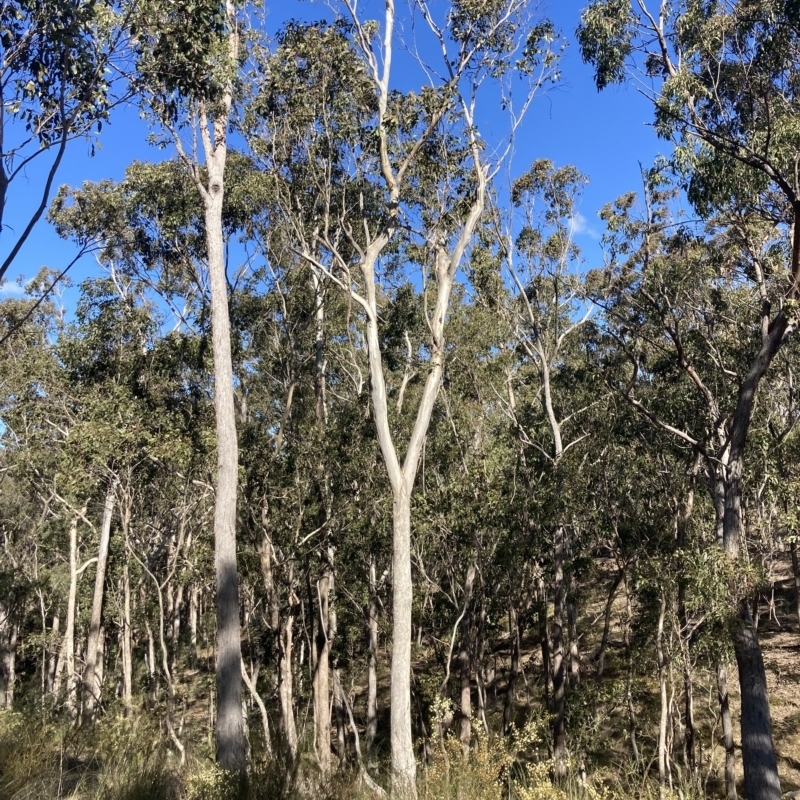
[366,556,379,759]
[82,482,115,721]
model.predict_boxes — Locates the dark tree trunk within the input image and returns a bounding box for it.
[734,606,781,800]
[503,602,521,736]
[791,540,800,630]
[596,565,624,680]
[717,662,737,800]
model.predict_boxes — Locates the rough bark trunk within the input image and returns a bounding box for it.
[717,662,737,800]
[502,602,521,736]
[46,615,59,696]
[552,525,567,779]
[717,312,788,800]
[82,482,115,722]
[333,665,347,767]
[734,605,781,800]
[791,540,800,630]
[0,608,18,709]
[279,604,298,757]
[624,581,639,762]
[539,589,552,707]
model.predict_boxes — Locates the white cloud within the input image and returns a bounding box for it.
[568,212,599,240]
[0,280,27,297]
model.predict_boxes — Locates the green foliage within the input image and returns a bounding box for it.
[133,0,229,118]
[576,0,635,90]
[0,0,123,146]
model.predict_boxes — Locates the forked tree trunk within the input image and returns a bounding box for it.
[596,565,624,680]
[82,482,115,722]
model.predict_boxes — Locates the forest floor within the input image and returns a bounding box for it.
[3,556,800,799]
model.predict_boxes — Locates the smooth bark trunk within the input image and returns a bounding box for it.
[82,482,115,722]
[54,511,81,717]
[390,489,416,797]
[459,564,476,750]
[657,595,669,800]
[313,564,331,776]
[189,584,199,668]
[121,510,133,714]
[366,556,380,759]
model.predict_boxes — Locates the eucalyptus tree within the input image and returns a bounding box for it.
[577,3,800,794]
[51,155,253,769]
[247,6,560,793]
[590,169,794,796]
[131,0,248,766]
[0,0,134,282]
[0,282,69,709]
[496,160,595,774]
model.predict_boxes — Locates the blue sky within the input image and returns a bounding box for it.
[0,0,667,304]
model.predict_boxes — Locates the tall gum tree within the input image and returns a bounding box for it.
[499,160,594,777]
[134,0,246,771]
[249,3,562,793]
[578,3,800,796]
[591,169,793,799]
